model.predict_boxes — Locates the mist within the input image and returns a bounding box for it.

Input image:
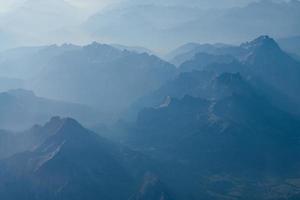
[0,0,297,52]
[0,1,300,200]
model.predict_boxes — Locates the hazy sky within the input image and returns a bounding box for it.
[0,0,258,13]
[0,0,297,52]
[0,0,117,13]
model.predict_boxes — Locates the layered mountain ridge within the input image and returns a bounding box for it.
[0,35,300,200]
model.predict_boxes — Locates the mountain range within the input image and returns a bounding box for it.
[0,35,300,199]
[0,42,175,115]
[164,36,300,116]
[114,71,300,199]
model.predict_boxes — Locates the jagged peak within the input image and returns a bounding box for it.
[60,117,84,131]
[84,42,116,50]
[41,116,87,138]
[82,42,125,57]
[44,116,64,129]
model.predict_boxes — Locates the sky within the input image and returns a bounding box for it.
[0,0,297,52]
[0,0,117,13]
[0,0,258,13]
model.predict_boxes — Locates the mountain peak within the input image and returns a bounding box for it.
[85,42,115,50]
[60,117,84,131]
[41,116,87,139]
[83,42,123,58]
[241,35,280,51]
[240,35,285,64]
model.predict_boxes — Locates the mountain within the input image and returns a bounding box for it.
[28,42,176,114]
[0,116,73,159]
[116,72,300,199]
[111,44,155,55]
[0,42,175,116]
[239,36,300,107]
[0,89,101,131]
[0,117,171,200]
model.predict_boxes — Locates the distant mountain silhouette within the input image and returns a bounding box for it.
[0,44,80,79]
[0,89,101,131]
[111,44,155,55]
[28,42,176,114]
[166,43,235,66]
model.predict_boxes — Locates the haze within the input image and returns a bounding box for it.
[1,0,300,199]
[0,0,296,53]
